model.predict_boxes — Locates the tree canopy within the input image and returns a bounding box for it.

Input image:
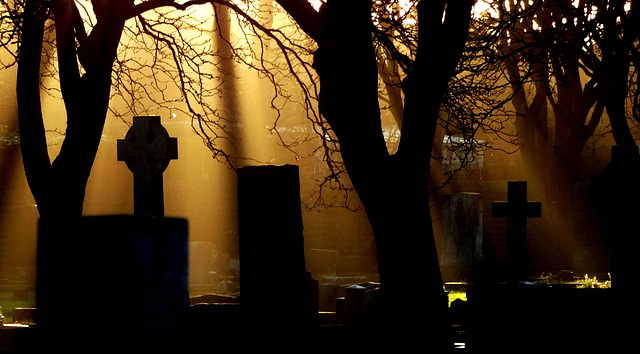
[1,0,639,349]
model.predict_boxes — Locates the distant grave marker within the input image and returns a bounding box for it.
[117,116,178,217]
[492,181,541,283]
[441,192,483,281]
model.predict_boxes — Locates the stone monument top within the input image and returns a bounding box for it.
[117,116,177,217]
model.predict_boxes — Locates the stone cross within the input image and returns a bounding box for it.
[492,181,541,283]
[117,116,178,217]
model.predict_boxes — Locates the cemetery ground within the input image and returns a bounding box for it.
[0,118,629,352]
[0,269,621,353]
[0,291,35,324]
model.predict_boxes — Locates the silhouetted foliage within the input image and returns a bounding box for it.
[469,0,639,269]
[3,0,639,349]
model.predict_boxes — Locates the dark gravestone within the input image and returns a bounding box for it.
[12,308,36,325]
[492,181,541,283]
[595,145,640,294]
[593,145,640,350]
[237,165,317,328]
[441,193,483,282]
[117,116,178,217]
[342,282,381,326]
[37,216,189,354]
[36,117,186,353]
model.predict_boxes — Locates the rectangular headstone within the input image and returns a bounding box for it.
[237,165,316,327]
[37,216,189,354]
[441,193,483,281]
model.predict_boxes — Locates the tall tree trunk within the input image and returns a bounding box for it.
[17,0,51,210]
[17,0,132,218]
[596,0,640,296]
[312,0,472,349]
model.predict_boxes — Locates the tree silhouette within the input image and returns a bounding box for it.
[14,0,134,217]
[291,0,476,347]
[484,0,610,269]
[2,0,478,347]
[587,0,640,296]
[8,0,638,348]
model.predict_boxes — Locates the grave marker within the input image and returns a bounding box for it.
[36,115,187,353]
[237,165,317,327]
[441,193,483,281]
[37,216,189,354]
[492,181,541,283]
[117,116,178,217]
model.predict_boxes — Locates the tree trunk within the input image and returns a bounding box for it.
[17,0,132,217]
[312,0,472,349]
[596,1,640,296]
[17,0,51,209]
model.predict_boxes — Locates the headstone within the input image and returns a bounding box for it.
[37,216,189,354]
[343,284,366,325]
[318,283,339,312]
[35,117,186,353]
[342,282,381,326]
[441,193,483,281]
[117,116,178,217]
[237,165,317,328]
[12,307,36,325]
[593,145,640,351]
[492,181,541,283]
[595,144,640,294]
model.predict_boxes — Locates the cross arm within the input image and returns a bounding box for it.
[526,201,542,218]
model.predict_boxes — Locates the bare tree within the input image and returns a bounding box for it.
[13,0,134,217]
[2,0,480,348]
[280,0,477,347]
[21,0,624,348]
[478,0,610,268]
[444,0,640,274]
[588,0,640,296]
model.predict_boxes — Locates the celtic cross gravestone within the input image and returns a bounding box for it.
[117,116,178,217]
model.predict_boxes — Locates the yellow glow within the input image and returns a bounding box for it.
[310,0,323,11]
[532,19,540,31]
[0,65,38,313]
[0,0,379,301]
[473,0,499,18]
[473,0,491,15]
[398,0,413,13]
